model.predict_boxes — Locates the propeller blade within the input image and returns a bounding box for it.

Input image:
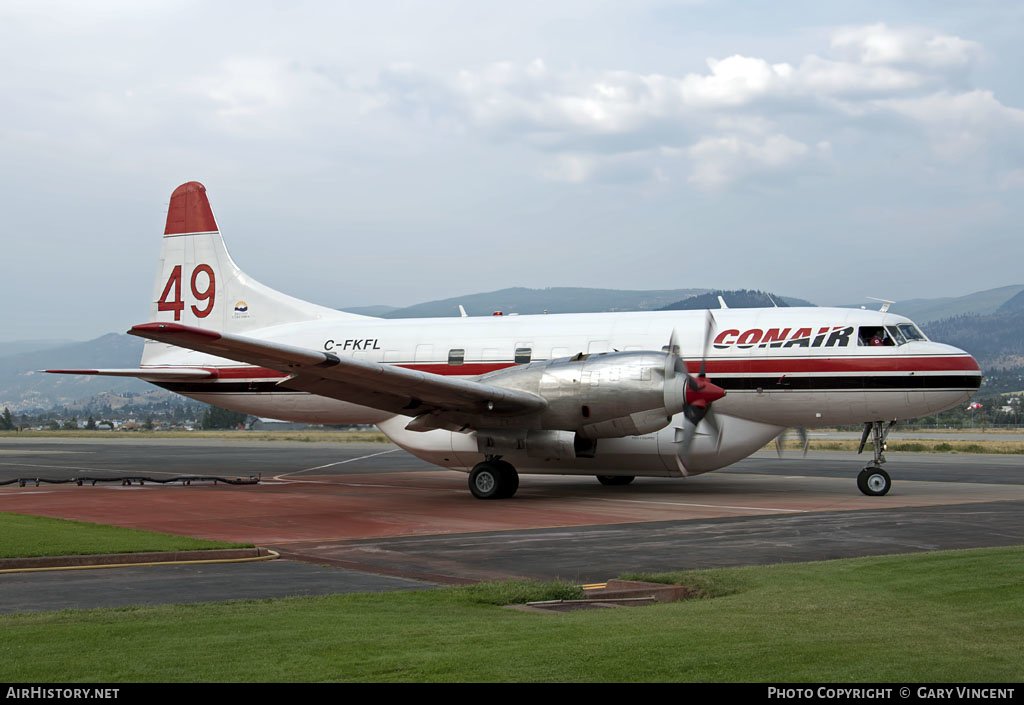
[699,309,716,377]
[775,427,809,458]
[674,406,725,469]
[664,328,680,381]
[705,408,724,453]
[666,314,726,464]
[673,418,699,465]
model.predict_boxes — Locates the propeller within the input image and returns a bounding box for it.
[664,310,726,473]
[775,427,809,458]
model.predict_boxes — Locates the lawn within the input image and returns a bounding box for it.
[0,512,248,558]
[2,547,1021,682]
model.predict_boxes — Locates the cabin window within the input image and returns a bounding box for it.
[515,347,532,364]
[448,348,465,366]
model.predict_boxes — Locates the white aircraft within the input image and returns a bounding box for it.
[49,182,982,499]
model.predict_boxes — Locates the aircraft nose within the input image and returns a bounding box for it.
[928,341,982,372]
[955,347,981,374]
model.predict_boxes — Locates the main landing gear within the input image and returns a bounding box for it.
[596,475,635,486]
[468,458,519,499]
[857,420,896,496]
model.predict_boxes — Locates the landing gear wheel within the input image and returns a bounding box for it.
[857,467,891,497]
[596,475,635,486]
[495,460,519,498]
[469,463,501,499]
[468,461,519,499]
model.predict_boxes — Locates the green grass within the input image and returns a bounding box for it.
[1,430,391,442]
[1,547,1021,682]
[772,439,1024,454]
[0,512,249,558]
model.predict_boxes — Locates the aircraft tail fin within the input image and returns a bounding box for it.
[143,181,363,365]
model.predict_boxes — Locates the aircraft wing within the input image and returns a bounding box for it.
[127,322,547,423]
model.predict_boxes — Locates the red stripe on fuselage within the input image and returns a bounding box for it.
[685,355,981,375]
[172,355,980,381]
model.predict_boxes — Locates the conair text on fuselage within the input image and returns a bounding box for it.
[714,326,853,350]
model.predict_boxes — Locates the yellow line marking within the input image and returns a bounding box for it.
[0,549,279,574]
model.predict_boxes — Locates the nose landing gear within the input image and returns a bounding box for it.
[857,420,896,496]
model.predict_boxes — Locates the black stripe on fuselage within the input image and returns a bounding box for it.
[715,375,982,391]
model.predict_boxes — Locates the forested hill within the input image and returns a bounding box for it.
[924,309,1024,370]
[376,287,709,318]
[996,289,1024,314]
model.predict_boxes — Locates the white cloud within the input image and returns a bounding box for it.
[137,21,1012,189]
[830,23,981,70]
[793,55,925,95]
[377,23,1016,185]
[874,90,1024,160]
[679,55,793,108]
[687,133,810,188]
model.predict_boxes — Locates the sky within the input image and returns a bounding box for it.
[2,0,1023,340]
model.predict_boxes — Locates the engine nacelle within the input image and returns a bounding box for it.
[476,429,597,461]
[479,350,685,439]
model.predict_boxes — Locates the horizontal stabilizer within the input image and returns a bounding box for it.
[44,368,216,380]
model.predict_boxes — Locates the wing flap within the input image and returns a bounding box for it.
[127,322,546,419]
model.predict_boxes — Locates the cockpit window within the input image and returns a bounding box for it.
[886,326,907,345]
[898,324,927,342]
[858,326,894,347]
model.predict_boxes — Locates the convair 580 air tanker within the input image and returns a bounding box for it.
[48,182,982,499]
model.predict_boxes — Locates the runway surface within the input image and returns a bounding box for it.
[1,436,1022,612]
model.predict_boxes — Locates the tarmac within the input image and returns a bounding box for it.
[1,436,1022,613]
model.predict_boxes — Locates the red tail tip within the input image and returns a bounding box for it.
[164,181,218,235]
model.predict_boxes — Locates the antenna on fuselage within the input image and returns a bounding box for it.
[717,296,728,309]
[866,297,895,313]
[459,305,468,318]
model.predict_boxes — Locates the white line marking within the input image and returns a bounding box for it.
[0,461,184,477]
[0,461,108,472]
[592,497,804,513]
[273,449,400,483]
